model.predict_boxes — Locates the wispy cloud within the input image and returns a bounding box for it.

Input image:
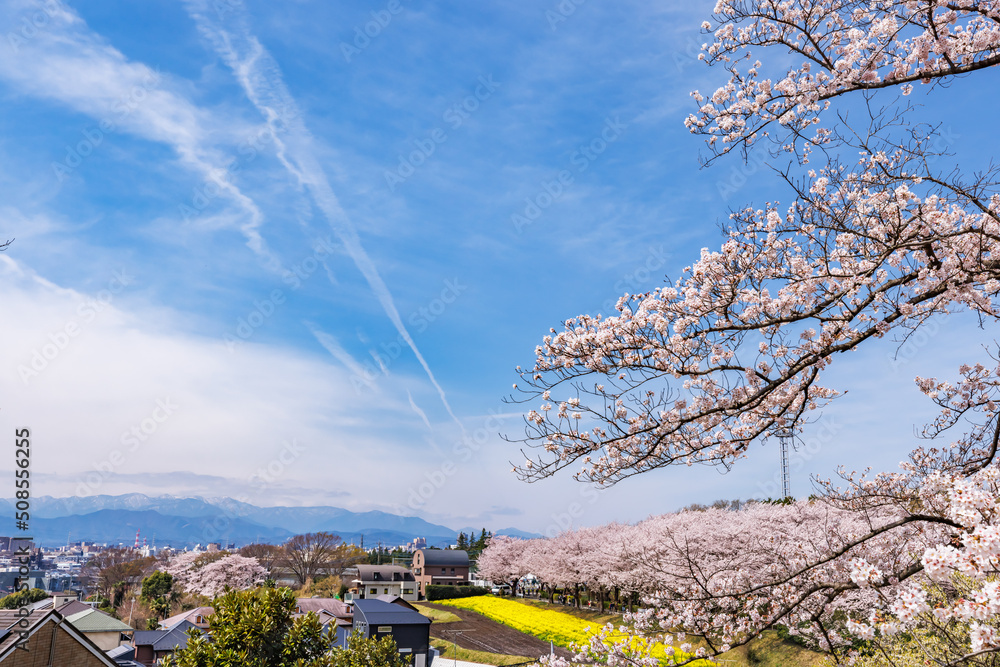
[185,0,463,430]
[0,0,282,272]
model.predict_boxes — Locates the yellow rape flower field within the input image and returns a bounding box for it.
[439,596,712,665]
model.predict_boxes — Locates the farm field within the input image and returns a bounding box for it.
[439,596,828,667]
[420,601,574,662]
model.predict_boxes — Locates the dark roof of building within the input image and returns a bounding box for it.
[351,565,415,582]
[417,549,469,566]
[107,644,135,659]
[374,595,418,611]
[57,599,94,617]
[0,608,43,655]
[132,620,197,651]
[353,599,430,626]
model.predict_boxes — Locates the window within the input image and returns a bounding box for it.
[369,588,378,595]
[384,588,389,594]
[450,568,455,574]
[403,588,413,595]
[441,568,446,574]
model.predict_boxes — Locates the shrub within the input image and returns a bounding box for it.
[425,585,490,601]
[0,588,48,609]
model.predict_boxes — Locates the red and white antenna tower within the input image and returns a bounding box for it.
[133,529,141,551]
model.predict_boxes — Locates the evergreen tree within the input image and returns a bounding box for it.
[162,586,327,667]
[475,529,490,552]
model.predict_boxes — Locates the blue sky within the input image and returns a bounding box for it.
[0,0,995,535]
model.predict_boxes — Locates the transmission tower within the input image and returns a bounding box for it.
[778,429,794,499]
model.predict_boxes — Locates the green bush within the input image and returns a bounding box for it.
[0,588,48,609]
[425,585,490,601]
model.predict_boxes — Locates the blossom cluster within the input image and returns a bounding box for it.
[164,552,266,599]
[688,0,1000,157]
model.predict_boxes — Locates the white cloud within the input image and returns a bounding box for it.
[0,255,432,506]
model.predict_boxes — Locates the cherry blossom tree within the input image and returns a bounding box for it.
[165,552,266,598]
[507,0,1000,664]
[476,535,531,593]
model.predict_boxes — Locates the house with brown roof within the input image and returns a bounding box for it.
[0,608,117,666]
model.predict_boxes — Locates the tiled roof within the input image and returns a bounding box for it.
[295,598,351,618]
[0,608,43,655]
[57,599,94,616]
[0,609,118,666]
[66,608,134,633]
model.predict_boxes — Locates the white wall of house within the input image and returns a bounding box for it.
[83,630,126,651]
[358,580,418,601]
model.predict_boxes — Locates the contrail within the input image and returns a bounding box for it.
[186,2,463,430]
[308,325,372,389]
[407,391,433,431]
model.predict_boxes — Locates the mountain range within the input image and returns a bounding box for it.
[0,494,540,548]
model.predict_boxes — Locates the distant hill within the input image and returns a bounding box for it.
[25,509,294,547]
[0,494,471,548]
[495,527,543,539]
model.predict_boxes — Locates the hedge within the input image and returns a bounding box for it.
[425,585,490,601]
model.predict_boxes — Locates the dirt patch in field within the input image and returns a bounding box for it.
[423,602,574,662]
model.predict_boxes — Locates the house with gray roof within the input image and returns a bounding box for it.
[350,599,430,667]
[131,619,197,667]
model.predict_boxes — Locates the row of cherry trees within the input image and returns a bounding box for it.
[505,0,1000,664]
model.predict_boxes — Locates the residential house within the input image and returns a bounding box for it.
[295,597,353,646]
[0,608,118,666]
[351,599,431,667]
[64,608,134,651]
[131,619,197,667]
[411,549,469,597]
[158,606,213,631]
[343,565,418,601]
